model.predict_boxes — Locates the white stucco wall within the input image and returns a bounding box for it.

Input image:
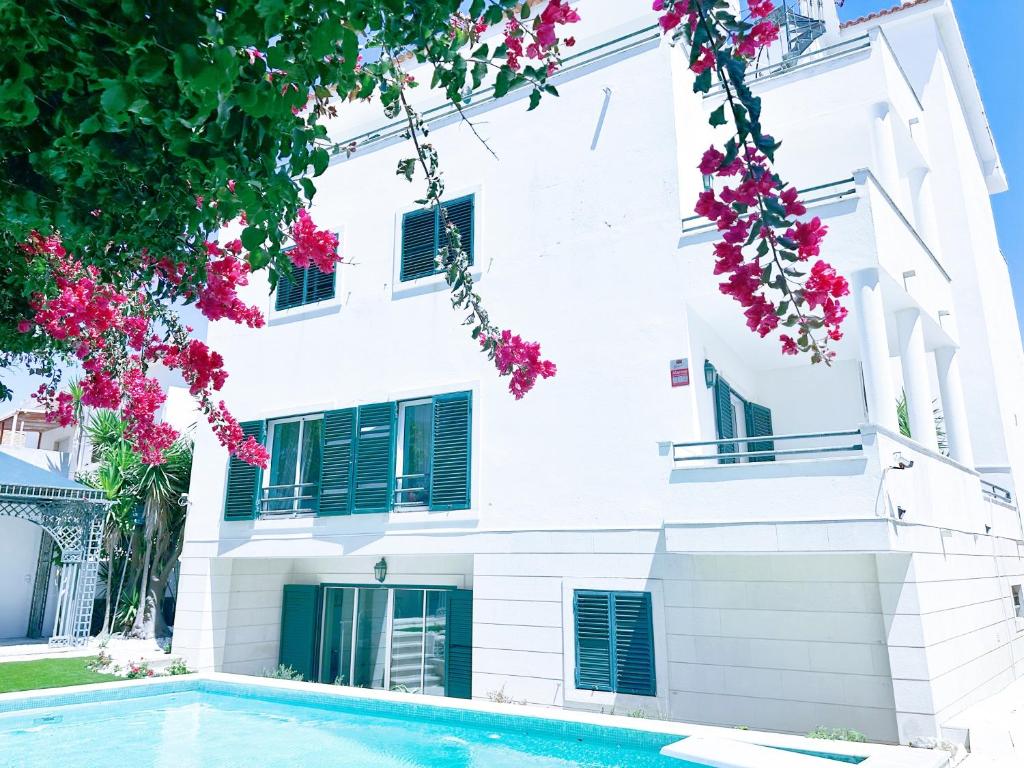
[0,517,42,639]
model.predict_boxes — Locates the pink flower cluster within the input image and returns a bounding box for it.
[197,240,265,328]
[22,230,269,467]
[482,330,557,400]
[288,209,340,273]
[503,0,579,74]
[694,141,847,358]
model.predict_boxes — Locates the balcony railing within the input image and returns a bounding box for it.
[394,473,429,510]
[672,429,864,467]
[981,480,1015,509]
[260,482,319,519]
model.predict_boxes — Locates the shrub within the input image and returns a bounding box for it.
[125,661,154,679]
[486,685,526,705]
[807,727,867,743]
[166,658,190,676]
[261,664,304,681]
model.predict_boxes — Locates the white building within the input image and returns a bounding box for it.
[174,0,1024,746]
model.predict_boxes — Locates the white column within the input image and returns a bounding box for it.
[934,346,975,467]
[871,103,900,196]
[908,167,941,255]
[896,308,939,451]
[851,269,898,431]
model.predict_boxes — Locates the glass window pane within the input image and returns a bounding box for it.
[300,418,322,513]
[352,588,388,689]
[398,402,432,506]
[389,589,425,693]
[423,591,447,696]
[267,421,299,512]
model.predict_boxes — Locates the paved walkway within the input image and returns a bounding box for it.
[0,636,174,669]
[946,677,1024,768]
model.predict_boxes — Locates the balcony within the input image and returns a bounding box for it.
[662,425,1023,554]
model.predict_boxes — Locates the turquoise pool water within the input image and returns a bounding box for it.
[0,681,691,768]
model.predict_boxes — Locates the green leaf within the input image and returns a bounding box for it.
[709,104,727,127]
[527,88,542,111]
[311,147,330,176]
[693,69,712,94]
[299,177,316,202]
[100,81,129,115]
[241,226,267,252]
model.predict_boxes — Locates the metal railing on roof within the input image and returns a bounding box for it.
[672,429,864,466]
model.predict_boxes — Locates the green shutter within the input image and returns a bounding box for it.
[306,266,336,304]
[612,592,656,696]
[223,420,265,520]
[401,208,437,281]
[744,402,775,463]
[275,264,305,311]
[713,376,737,465]
[445,589,473,699]
[574,591,613,692]
[279,585,320,681]
[430,392,471,511]
[353,402,396,513]
[319,408,356,515]
[441,196,474,268]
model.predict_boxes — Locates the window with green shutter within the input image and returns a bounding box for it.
[275,261,336,311]
[400,196,474,282]
[445,589,474,699]
[353,402,397,513]
[744,401,775,462]
[393,392,472,511]
[319,408,357,515]
[573,590,656,697]
[713,376,737,465]
[223,420,265,521]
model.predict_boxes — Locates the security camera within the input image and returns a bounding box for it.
[891,452,914,470]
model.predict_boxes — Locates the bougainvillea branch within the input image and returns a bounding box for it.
[658,0,848,362]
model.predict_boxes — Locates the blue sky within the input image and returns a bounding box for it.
[839,0,1023,330]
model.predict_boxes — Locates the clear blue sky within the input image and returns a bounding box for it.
[839,0,1024,331]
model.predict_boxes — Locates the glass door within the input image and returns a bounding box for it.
[352,588,389,689]
[318,588,355,685]
[318,586,448,695]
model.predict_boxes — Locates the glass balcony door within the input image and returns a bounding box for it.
[318,587,448,695]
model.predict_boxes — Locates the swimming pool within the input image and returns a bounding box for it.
[0,677,691,768]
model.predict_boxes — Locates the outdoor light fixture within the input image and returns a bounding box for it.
[704,360,717,389]
[897,507,907,520]
[374,557,388,583]
[891,452,914,470]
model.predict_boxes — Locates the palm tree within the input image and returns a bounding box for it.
[82,411,193,639]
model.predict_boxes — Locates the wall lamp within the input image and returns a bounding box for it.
[891,452,914,470]
[704,360,717,389]
[374,557,388,584]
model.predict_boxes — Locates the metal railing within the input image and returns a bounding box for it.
[672,429,864,466]
[981,480,1015,509]
[706,34,871,96]
[394,473,429,510]
[260,482,320,518]
[681,177,856,233]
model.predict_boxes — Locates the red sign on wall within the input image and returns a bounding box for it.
[670,358,690,387]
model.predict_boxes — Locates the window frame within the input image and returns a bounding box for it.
[263,413,324,517]
[398,194,475,284]
[572,589,656,697]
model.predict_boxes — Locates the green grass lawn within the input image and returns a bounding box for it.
[0,656,121,693]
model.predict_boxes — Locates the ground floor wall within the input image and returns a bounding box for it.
[173,526,1024,746]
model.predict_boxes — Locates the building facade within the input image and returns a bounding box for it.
[174,0,1024,745]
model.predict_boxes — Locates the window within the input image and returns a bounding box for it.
[395,399,433,508]
[223,393,472,521]
[263,415,323,516]
[400,195,474,281]
[1013,585,1023,619]
[573,590,656,696]
[712,371,774,464]
[275,262,336,311]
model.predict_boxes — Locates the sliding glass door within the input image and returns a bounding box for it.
[318,586,448,695]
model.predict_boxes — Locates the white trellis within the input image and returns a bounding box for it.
[0,483,107,646]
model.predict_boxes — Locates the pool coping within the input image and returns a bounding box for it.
[0,673,949,768]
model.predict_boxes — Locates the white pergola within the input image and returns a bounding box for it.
[0,451,107,646]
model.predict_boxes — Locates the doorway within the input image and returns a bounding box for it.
[317,586,448,694]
